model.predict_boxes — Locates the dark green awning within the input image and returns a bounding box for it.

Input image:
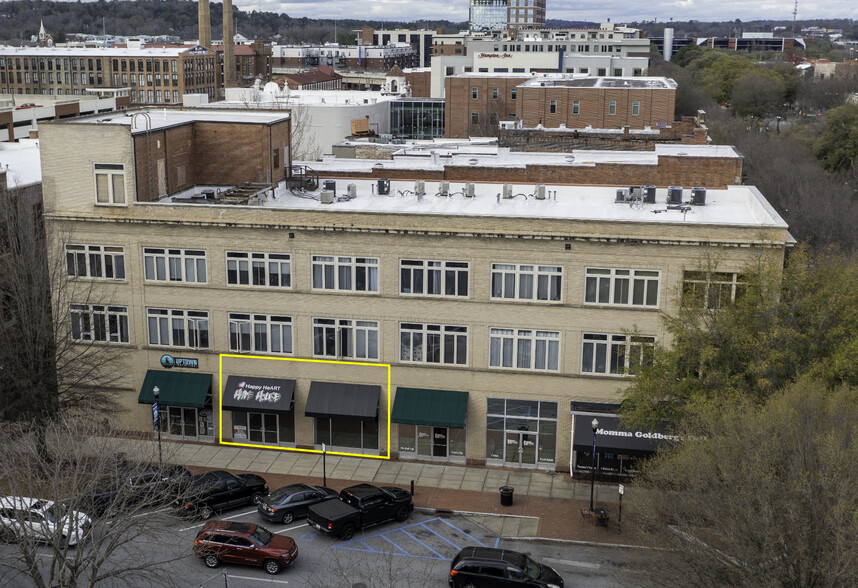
[391,387,469,429]
[138,370,211,408]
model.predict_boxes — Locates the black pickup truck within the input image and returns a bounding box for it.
[307,484,413,540]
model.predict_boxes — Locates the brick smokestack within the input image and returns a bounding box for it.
[223,0,236,88]
[198,0,211,48]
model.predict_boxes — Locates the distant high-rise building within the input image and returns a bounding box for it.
[469,0,546,33]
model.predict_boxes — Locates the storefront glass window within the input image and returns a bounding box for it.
[315,418,377,452]
[398,425,465,460]
[485,398,557,467]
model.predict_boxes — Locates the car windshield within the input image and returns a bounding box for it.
[522,556,542,580]
[250,526,273,546]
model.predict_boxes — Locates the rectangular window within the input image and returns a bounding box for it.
[70,304,129,343]
[632,101,640,116]
[471,87,478,99]
[471,111,479,125]
[400,260,468,297]
[65,244,125,279]
[492,87,498,100]
[682,271,747,309]
[400,323,467,365]
[572,100,580,115]
[584,268,659,307]
[549,99,557,114]
[511,88,517,100]
[490,328,559,371]
[490,263,562,302]
[609,100,617,115]
[313,318,379,360]
[147,308,209,349]
[94,163,126,205]
[311,255,378,292]
[226,252,291,288]
[228,313,293,355]
[581,333,654,375]
[143,248,207,283]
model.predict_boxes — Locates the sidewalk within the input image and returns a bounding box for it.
[118,438,632,545]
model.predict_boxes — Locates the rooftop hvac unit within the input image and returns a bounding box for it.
[691,187,706,205]
[629,186,642,200]
[439,181,450,197]
[415,179,425,195]
[616,188,629,202]
[644,185,656,204]
[465,183,475,198]
[347,183,357,200]
[320,190,335,204]
[323,180,337,193]
[201,189,215,200]
[535,184,546,200]
[667,186,683,204]
[377,178,390,195]
[502,184,514,199]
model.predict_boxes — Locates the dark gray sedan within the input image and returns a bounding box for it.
[257,483,337,524]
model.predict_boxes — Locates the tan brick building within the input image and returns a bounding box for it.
[39,109,788,475]
[444,74,677,138]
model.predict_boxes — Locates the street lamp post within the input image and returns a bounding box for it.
[153,386,162,469]
[589,418,599,512]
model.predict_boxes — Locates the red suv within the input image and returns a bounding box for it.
[193,520,297,574]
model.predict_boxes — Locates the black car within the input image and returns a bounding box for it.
[449,547,564,588]
[258,484,338,524]
[176,470,269,520]
[87,464,192,517]
[307,483,413,540]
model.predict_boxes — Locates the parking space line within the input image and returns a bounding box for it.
[131,507,171,519]
[420,522,466,551]
[379,533,410,556]
[178,509,258,532]
[400,528,447,560]
[275,523,307,535]
[494,537,500,548]
[543,557,600,570]
[226,575,288,584]
[426,518,488,547]
[436,518,490,548]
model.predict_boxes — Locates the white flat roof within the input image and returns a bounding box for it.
[64,108,289,133]
[167,179,786,229]
[0,141,41,189]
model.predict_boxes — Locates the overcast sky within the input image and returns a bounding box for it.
[239,0,856,24]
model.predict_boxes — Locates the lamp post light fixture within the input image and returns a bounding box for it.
[589,418,599,512]
[153,386,162,469]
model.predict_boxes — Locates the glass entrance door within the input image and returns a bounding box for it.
[432,427,448,458]
[249,413,278,444]
[162,406,197,438]
[504,432,537,466]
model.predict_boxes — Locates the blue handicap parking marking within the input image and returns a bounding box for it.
[300,532,317,542]
[333,517,493,561]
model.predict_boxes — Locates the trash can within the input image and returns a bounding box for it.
[499,486,514,507]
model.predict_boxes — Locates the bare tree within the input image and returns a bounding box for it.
[624,378,858,588]
[0,184,127,426]
[0,415,191,588]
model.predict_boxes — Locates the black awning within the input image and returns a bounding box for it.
[391,387,468,428]
[572,415,679,455]
[222,376,295,415]
[305,381,379,421]
[138,370,211,408]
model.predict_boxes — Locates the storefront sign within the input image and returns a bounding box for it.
[223,376,295,414]
[572,415,680,454]
[160,354,199,369]
[233,425,247,440]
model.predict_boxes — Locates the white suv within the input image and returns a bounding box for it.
[0,496,92,546]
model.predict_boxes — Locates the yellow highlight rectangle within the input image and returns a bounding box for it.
[218,354,392,460]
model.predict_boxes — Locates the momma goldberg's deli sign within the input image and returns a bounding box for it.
[222,375,296,414]
[573,415,680,454]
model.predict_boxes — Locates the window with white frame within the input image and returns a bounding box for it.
[311,255,378,292]
[400,323,468,365]
[65,244,125,279]
[313,318,379,360]
[226,252,291,287]
[608,100,617,115]
[94,163,126,205]
[549,99,557,114]
[682,271,747,309]
[146,308,210,349]
[581,333,654,375]
[70,304,129,343]
[489,328,559,371]
[143,248,207,283]
[490,263,562,302]
[584,268,659,307]
[572,100,580,115]
[228,313,292,354]
[400,260,469,297]
[632,101,640,116]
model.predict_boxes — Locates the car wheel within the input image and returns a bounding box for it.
[395,506,410,522]
[281,511,294,525]
[340,524,355,541]
[200,506,214,520]
[462,583,476,588]
[263,559,281,575]
[203,554,220,569]
[250,492,263,505]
